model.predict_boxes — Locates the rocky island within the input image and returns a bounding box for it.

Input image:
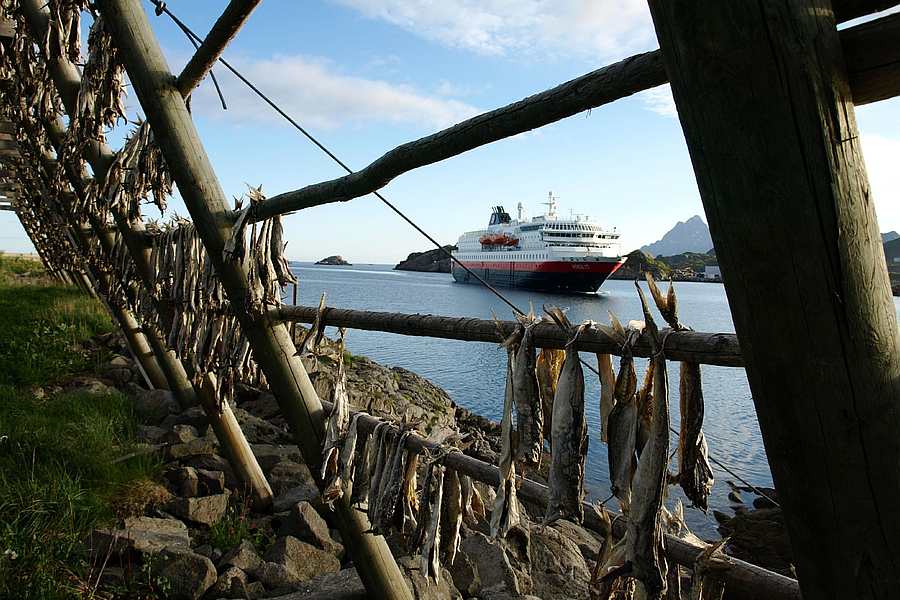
[314,255,351,266]
[394,245,456,273]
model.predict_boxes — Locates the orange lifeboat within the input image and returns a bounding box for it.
[480,233,519,247]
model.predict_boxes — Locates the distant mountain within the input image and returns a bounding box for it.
[883,231,900,243]
[640,215,713,257]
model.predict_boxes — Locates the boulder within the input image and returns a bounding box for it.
[282,501,344,559]
[165,466,199,498]
[219,540,263,574]
[398,555,461,600]
[456,530,530,596]
[89,516,190,557]
[551,519,602,562]
[207,566,249,598]
[160,406,209,430]
[233,407,291,444]
[167,492,230,526]
[263,536,340,583]
[268,460,317,496]
[240,392,281,420]
[273,484,320,513]
[74,379,115,396]
[133,389,180,424]
[136,425,168,445]
[264,567,366,599]
[447,550,480,597]
[182,454,238,490]
[529,524,591,600]
[167,438,218,461]
[253,561,305,590]
[164,424,200,445]
[252,444,303,473]
[151,548,217,600]
[196,469,226,495]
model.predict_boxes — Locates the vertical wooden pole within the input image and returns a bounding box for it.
[96,2,412,597]
[647,1,900,598]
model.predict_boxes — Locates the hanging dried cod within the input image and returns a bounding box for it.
[543,306,589,524]
[603,315,641,514]
[322,332,351,503]
[420,464,445,582]
[501,309,544,466]
[441,467,463,566]
[645,274,714,511]
[536,345,565,443]
[624,282,671,598]
[491,354,522,538]
[597,351,616,443]
[689,539,731,600]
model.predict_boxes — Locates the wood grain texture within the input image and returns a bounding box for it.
[648,1,900,598]
[96,1,413,597]
[276,305,745,367]
[0,19,13,39]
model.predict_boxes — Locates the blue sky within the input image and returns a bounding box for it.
[2,1,898,263]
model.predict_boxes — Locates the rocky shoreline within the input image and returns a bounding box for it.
[394,246,456,273]
[68,330,790,599]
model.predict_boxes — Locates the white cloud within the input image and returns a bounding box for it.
[636,84,677,118]
[861,133,900,231]
[333,0,657,59]
[191,54,479,129]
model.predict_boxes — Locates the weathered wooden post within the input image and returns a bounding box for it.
[647,1,900,597]
[96,1,413,597]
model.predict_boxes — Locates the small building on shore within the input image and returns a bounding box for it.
[703,265,722,281]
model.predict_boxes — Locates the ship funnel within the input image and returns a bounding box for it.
[517,202,524,221]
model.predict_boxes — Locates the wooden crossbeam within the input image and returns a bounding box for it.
[0,122,14,135]
[251,6,900,222]
[843,11,900,105]
[0,19,13,39]
[0,148,20,157]
[177,0,261,95]
[0,140,18,151]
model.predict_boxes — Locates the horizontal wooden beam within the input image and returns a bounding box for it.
[0,123,15,135]
[177,0,261,95]
[0,19,13,39]
[0,148,20,157]
[0,140,18,151]
[843,12,900,105]
[323,397,800,600]
[275,304,744,367]
[252,5,900,222]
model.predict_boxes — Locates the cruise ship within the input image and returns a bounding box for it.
[451,194,625,293]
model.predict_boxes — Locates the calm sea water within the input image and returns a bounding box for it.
[287,262,899,537]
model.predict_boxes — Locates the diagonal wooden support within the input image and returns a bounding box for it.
[96,1,413,597]
[177,0,262,94]
[648,0,900,598]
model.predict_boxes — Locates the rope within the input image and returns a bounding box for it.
[146,0,777,512]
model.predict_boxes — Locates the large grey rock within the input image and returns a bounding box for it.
[165,466,199,497]
[268,460,317,496]
[252,444,303,473]
[89,516,190,557]
[164,424,200,445]
[167,492,230,526]
[207,566,249,598]
[273,483,320,513]
[529,524,591,600]
[254,561,305,590]
[456,531,530,596]
[196,468,225,495]
[152,548,217,600]
[447,550,480,597]
[283,502,344,559]
[133,389,180,424]
[160,406,209,430]
[183,454,238,490]
[263,536,340,583]
[136,424,168,445]
[551,519,602,562]
[234,407,291,444]
[219,539,263,573]
[167,438,218,461]
[398,555,461,600]
[264,568,366,599]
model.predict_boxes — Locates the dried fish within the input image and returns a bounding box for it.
[337,413,363,500]
[645,273,682,331]
[351,421,381,506]
[536,346,565,443]
[544,307,589,524]
[321,332,351,503]
[678,362,714,511]
[441,468,463,565]
[689,539,731,600]
[368,425,394,518]
[400,449,420,534]
[590,507,631,600]
[636,358,655,456]
[597,353,616,443]
[625,283,671,598]
[375,430,410,532]
[514,312,544,465]
[491,356,522,538]
[421,464,445,582]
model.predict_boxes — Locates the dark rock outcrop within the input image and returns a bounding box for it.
[315,255,351,266]
[394,245,456,273]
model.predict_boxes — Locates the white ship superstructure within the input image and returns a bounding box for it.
[451,193,625,293]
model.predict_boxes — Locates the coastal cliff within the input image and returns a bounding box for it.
[394,245,456,273]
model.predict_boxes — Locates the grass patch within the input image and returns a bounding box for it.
[0,254,159,599]
[207,498,272,554]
